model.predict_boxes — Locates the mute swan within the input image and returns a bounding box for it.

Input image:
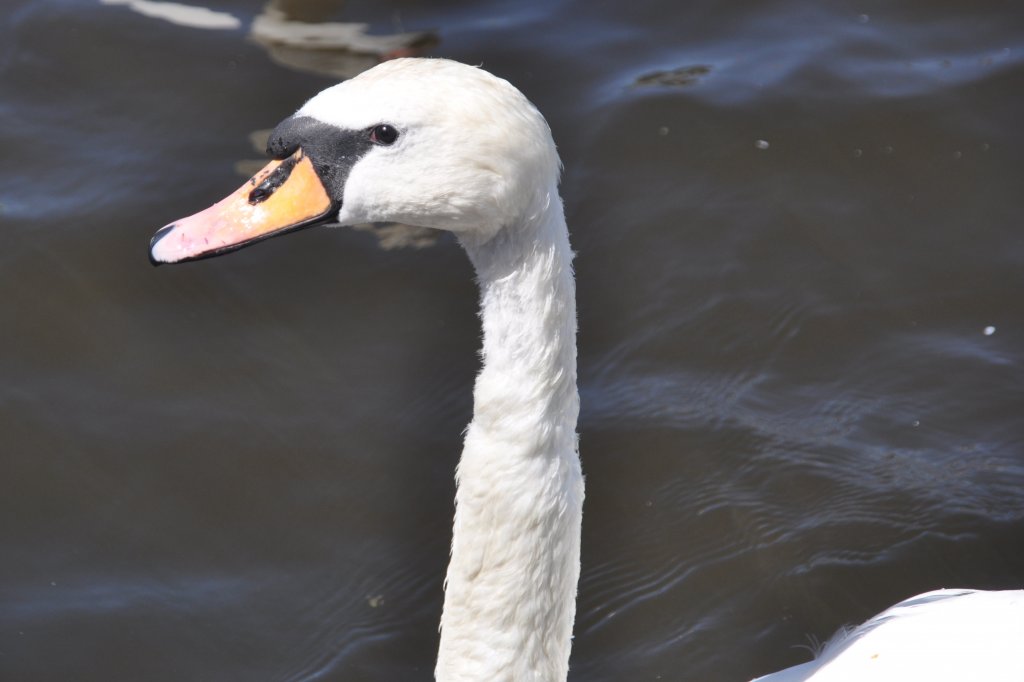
[149,58,1024,682]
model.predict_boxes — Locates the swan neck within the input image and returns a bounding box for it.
[436,190,583,682]
[466,195,578,420]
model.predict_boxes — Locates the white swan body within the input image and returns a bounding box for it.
[149,58,1023,682]
[754,588,1024,681]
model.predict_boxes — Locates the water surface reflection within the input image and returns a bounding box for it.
[1,0,1022,680]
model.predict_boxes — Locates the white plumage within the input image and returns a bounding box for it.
[753,589,1024,681]
[152,58,1024,682]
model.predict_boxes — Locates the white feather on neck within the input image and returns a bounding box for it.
[436,186,583,682]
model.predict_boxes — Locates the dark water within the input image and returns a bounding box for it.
[2,0,1023,680]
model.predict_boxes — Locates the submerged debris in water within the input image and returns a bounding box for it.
[755,139,770,150]
[353,222,441,250]
[633,64,711,88]
[984,326,996,336]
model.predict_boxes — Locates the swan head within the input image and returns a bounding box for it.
[149,58,560,264]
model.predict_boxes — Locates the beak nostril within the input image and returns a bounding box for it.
[248,155,299,205]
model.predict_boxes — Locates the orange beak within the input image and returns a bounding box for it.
[149,149,335,264]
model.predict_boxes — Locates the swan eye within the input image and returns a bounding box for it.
[369,124,399,146]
